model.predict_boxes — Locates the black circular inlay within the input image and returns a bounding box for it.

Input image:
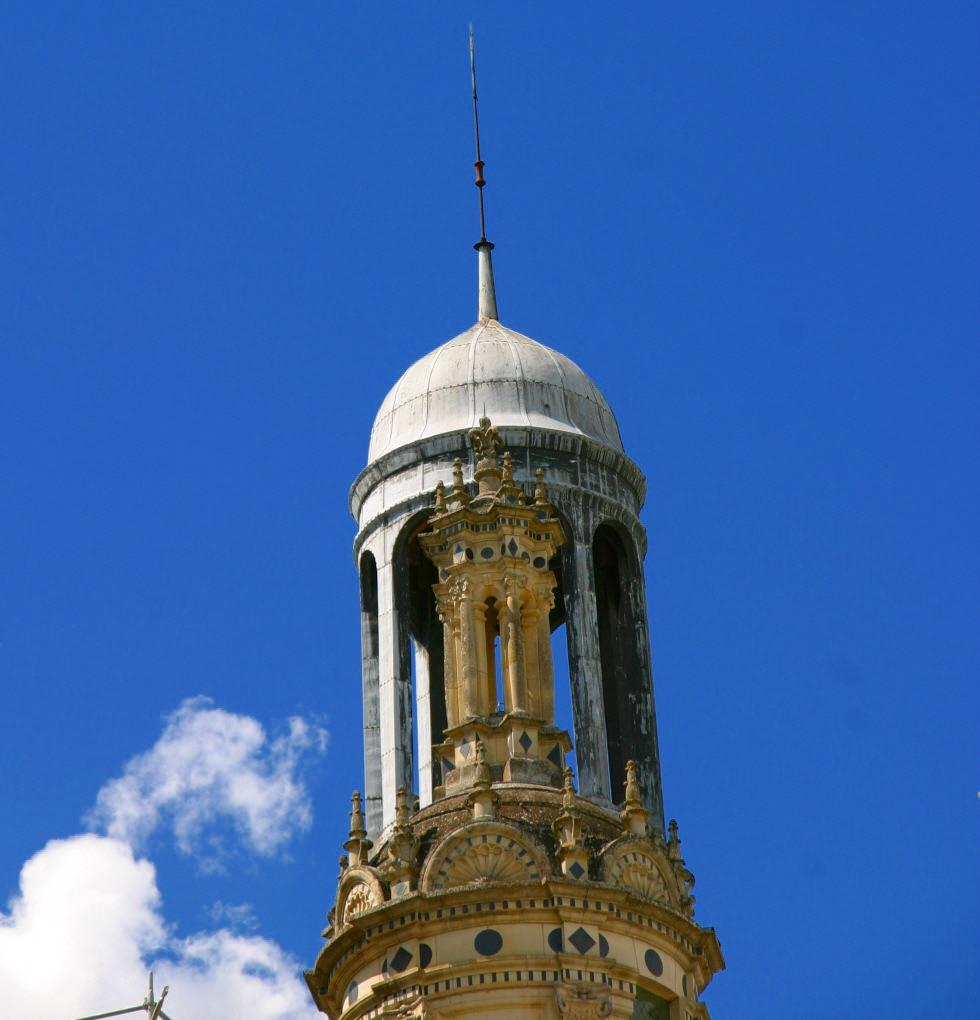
[521,551,530,560]
[547,927,563,953]
[481,547,494,558]
[419,942,432,968]
[533,556,546,568]
[347,980,358,1004]
[474,928,503,956]
[644,948,664,977]
[598,933,609,958]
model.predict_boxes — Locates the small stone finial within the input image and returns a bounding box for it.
[562,766,576,810]
[344,790,373,866]
[668,818,682,862]
[501,450,514,483]
[395,786,411,829]
[450,457,470,506]
[534,466,548,506]
[470,416,503,493]
[348,791,366,838]
[620,760,649,836]
[434,479,447,512]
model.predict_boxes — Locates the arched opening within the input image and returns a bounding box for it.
[592,522,646,804]
[358,550,381,835]
[398,513,446,807]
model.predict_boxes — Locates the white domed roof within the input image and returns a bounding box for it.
[368,320,624,463]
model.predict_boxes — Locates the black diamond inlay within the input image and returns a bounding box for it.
[547,927,563,953]
[645,948,664,977]
[419,943,432,968]
[442,756,456,774]
[390,946,413,973]
[518,730,532,753]
[460,737,472,759]
[474,929,503,956]
[599,934,609,958]
[547,744,563,767]
[347,980,358,1004]
[507,538,519,555]
[455,543,463,555]
[569,927,596,955]
[440,568,449,579]
[569,861,586,879]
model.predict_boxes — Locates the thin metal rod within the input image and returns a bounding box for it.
[469,24,487,242]
[74,1006,147,1020]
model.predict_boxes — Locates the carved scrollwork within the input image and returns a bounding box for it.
[335,866,387,930]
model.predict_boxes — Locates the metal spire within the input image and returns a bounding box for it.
[469,25,498,322]
[73,972,173,1020]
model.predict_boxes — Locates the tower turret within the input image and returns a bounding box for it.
[307,32,723,1018]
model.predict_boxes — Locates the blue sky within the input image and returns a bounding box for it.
[1,3,978,1017]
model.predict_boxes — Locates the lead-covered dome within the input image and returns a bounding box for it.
[368,319,624,463]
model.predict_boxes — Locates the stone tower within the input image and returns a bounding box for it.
[305,226,725,1014]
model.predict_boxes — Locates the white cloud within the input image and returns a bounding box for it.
[86,697,328,864]
[0,834,319,1020]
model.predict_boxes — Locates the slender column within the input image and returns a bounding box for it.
[359,551,382,841]
[536,597,556,724]
[413,638,434,809]
[505,586,527,714]
[473,601,492,716]
[441,611,460,729]
[564,538,612,804]
[377,557,414,833]
[521,602,542,719]
[457,582,479,720]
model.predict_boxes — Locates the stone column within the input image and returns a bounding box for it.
[536,594,556,725]
[564,538,613,805]
[440,606,460,730]
[358,548,382,841]
[521,601,542,719]
[457,580,479,720]
[505,582,527,714]
[376,556,414,834]
[413,638,434,809]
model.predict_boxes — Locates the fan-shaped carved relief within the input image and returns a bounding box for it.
[421,821,549,893]
[599,839,675,908]
[336,866,387,929]
[343,882,378,923]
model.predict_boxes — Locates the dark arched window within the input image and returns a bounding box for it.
[592,522,645,802]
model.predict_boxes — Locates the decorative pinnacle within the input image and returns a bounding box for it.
[473,739,492,789]
[562,766,576,810]
[668,818,683,861]
[451,457,470,505]
[395,786,411,829]
[348,791,366,838]
[434,479,446,512]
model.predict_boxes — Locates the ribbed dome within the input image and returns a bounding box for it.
[368,320,624,463]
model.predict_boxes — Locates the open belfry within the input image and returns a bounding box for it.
[306,33,724,1020]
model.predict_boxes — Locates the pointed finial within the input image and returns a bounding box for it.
[562,766,576,809]
[348,791,366,838]
[469,25,498,321]
[434,479,447,512]
[395,786,411,829]
[451,457,469,504]
[668,818,682,861]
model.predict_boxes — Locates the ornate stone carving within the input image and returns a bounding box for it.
[420,821,548,892]
[342,882,378,924]
[600,839,675,908]
[555,984,612,1019]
